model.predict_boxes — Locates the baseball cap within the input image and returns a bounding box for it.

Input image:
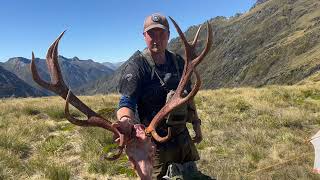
[143,13,169,33]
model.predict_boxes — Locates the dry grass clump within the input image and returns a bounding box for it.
[0,82,319,179]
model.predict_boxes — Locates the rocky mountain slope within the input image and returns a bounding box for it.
[102,61,124,70]
[1,56,114,95]
[169,0,320,89]
[76,51,138,95]
[0,66,47,97]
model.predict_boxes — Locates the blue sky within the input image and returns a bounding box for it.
[0,0,255,63]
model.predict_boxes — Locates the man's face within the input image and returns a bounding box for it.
[144,28,169,55]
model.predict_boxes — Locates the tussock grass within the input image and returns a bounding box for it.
[196,80,320,179]
[45,165,71,180]
[0,82,319,179]
[0,94,133,179]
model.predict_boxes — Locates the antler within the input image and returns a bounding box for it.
[145,17,213,142]
[30,31,124,160]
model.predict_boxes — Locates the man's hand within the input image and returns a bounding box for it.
[112,116,134,138]
[192,119,203,144]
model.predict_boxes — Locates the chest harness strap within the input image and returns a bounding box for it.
[141,49,189,127]
[141,49,180,84]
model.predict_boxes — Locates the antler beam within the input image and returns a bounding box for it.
[31,32,124,160]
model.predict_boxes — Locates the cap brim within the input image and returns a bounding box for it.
[144,24,168,32]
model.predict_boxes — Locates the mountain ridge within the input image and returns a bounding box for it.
[1,56,116,96]
[0,66,47,97]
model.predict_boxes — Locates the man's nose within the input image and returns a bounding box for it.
[152,33,161,41]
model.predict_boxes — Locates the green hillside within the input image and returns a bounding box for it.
[168,0,320,89]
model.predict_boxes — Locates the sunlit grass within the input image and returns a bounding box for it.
[0,81,319,179]
[195,81,320,179]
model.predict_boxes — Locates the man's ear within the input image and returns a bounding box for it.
[143,32,147,40]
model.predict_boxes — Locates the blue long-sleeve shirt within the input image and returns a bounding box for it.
[118,95,137,112]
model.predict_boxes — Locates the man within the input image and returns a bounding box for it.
[115,13,203,179]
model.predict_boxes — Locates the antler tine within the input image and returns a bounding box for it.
[179,69,202,104]
[191,25,202,48]
[145,17,212,142]
[168,16,190,52]
[191,21,212,68]
[31,52,52,89]
[64,90,115,131]
[65,90,96,127]
[65,90,124,160]
[168,16,192,67]
[46,30,66,85]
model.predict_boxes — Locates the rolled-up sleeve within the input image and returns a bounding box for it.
[118,95,137,112]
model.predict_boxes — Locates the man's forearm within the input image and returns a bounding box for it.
[114,107,136,136]
[188,99,201,123]
[117,107,135,121]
